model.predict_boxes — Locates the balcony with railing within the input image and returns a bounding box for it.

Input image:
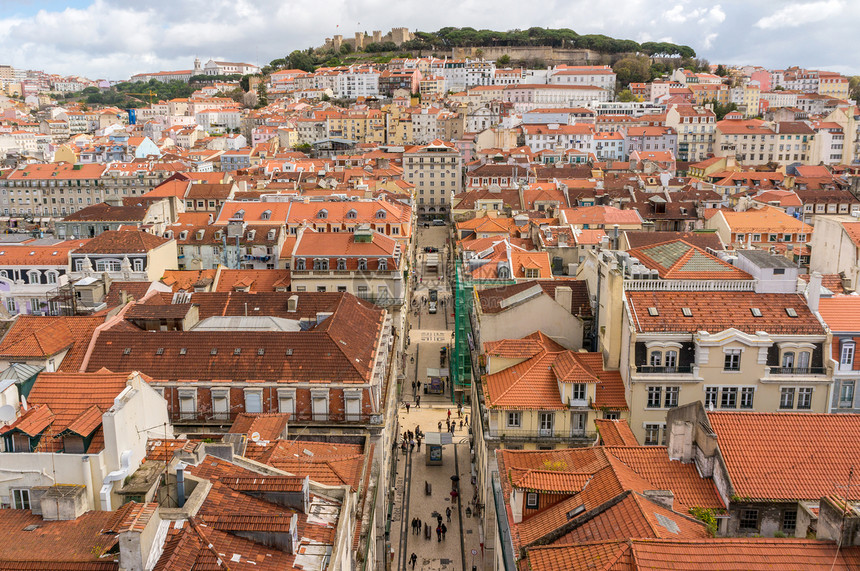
[763,365,829,381]
[486,428,598,442]
[170,410,382,426]
[630,363,700,381]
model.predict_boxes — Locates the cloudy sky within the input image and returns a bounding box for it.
[1,0,856,80]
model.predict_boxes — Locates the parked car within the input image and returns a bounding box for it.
[432,219,446,226]
[428,301,437,314]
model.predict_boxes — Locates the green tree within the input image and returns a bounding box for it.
[340,43,353,55]
[240,74,251,92]
[613,55,651,87]
[715,64,727,77]
[287,50,315,72]
[256,81,268,107]
[498,54,511,65]
[849,76,860,102]
[617,89,636,102]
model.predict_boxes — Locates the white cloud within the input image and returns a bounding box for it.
[702,5,726,25]
[703,33,718,50]
[754,0,844,30]
[663,5,687,23]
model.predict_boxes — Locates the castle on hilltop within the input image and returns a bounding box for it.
[324,28,413,51]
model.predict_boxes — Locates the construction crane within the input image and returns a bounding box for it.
[123,90,158,125]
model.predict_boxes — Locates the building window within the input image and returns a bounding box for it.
[705,387,719,409]
[337,258,346,270]
[644,424,661,445]
[724,349,741,371]
[721,387,738,409]
[647,386,662,408]
[780,387,796,409]
[506,411,521,428]
[797,387,813,410]
[840,342,855,370]
[739,509,759,531]
[12,489,30,510]
[539,412,554,436]
[664,350,678,370]
[839,381,855,408]
[571,383,586,401]
[782,510,797,534]
[526,492,539,509]
[295,258,305,271]
[740,387,755,409]
[665,386,679,408]
[133,259,144,272]
[649,351,662,367]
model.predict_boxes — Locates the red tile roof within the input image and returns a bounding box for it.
[625,291,823,334]
[249,440,365,489]
[595,419,639,446]
[818,296,860,331]
[524,539,860,571]
[214,270,291,292]
[626,240,751,280]
[0,316,103,370]
[72,230,170,254]
[707,412,860,501]
[0,509,117,565]
[228,413,289,441]
[0,371,138,451]
[477,280,591,317]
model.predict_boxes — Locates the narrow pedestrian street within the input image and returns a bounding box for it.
[387,223,487,571]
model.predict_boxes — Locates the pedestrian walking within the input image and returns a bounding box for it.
[436,525,442,542]
[412,380,416,393]
[438,421,442,431]
[410,553,418,569]
[446,419,450,431]
[405,402,410,413]
[457,404,462,418]
[460,420,464,430]
[465,414,469,426]
[447,409,451,421]
[409,439,415,453]
[413,518,419,534]
[446,507,451,522]
[441,523,447,540]
[415,424,421,437]
[417,437,422,451]
[437,513,443,526]
[450,423,455,434]
[416,395,421,408]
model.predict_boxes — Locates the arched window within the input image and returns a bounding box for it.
[358,258,367,271]
[346,209,357,219]
[378,258,387,271]
[295,258,306,270]
[375,209,386,219]
[317,209,328,219]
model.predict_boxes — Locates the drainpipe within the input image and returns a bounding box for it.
[99,449,131,511]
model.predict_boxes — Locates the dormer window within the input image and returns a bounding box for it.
[195,230,204,240]
[261,209,271,220]
[295,258,306,270]
[214,230,223,240]
[313,258,329,270]
[247,230,256,240]
[358,258,367,271]
[317,209,328,219]
[267,229,276,240]
[337,258,347,270]
[378,259,387,271]
[179,230,188,240]
[375,209,386,219]
[347,209,357,219]
[235,209,245,220]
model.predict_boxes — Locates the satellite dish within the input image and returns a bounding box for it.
[0,405,16,422]
[250,431,261,442]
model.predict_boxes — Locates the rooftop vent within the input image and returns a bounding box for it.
[123,348,131,355]
[156,348,164,355]
[234,348,241,355]
[211,348,218,355]
[179,348,187,355]
[257,348,265,356]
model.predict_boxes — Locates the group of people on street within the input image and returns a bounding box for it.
[401,427,423,455]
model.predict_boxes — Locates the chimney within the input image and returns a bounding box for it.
[555,285,573,313]
[807,271,822,313]
[117,503,163,571]
[643,490,674,511]
[287,295,298,312]
[612,224,620,250]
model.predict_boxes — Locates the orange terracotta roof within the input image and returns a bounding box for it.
[707,412,860,501]
[524,539,860,571]
[0,509,117,565]
[842,221,860,248]
[228,413,289,441]
[595,419,639,446]
[626,240,751,280]
[720,205,813,233]
[160,269,217,292]
[625,291,823,334]
[818,296,860,331]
